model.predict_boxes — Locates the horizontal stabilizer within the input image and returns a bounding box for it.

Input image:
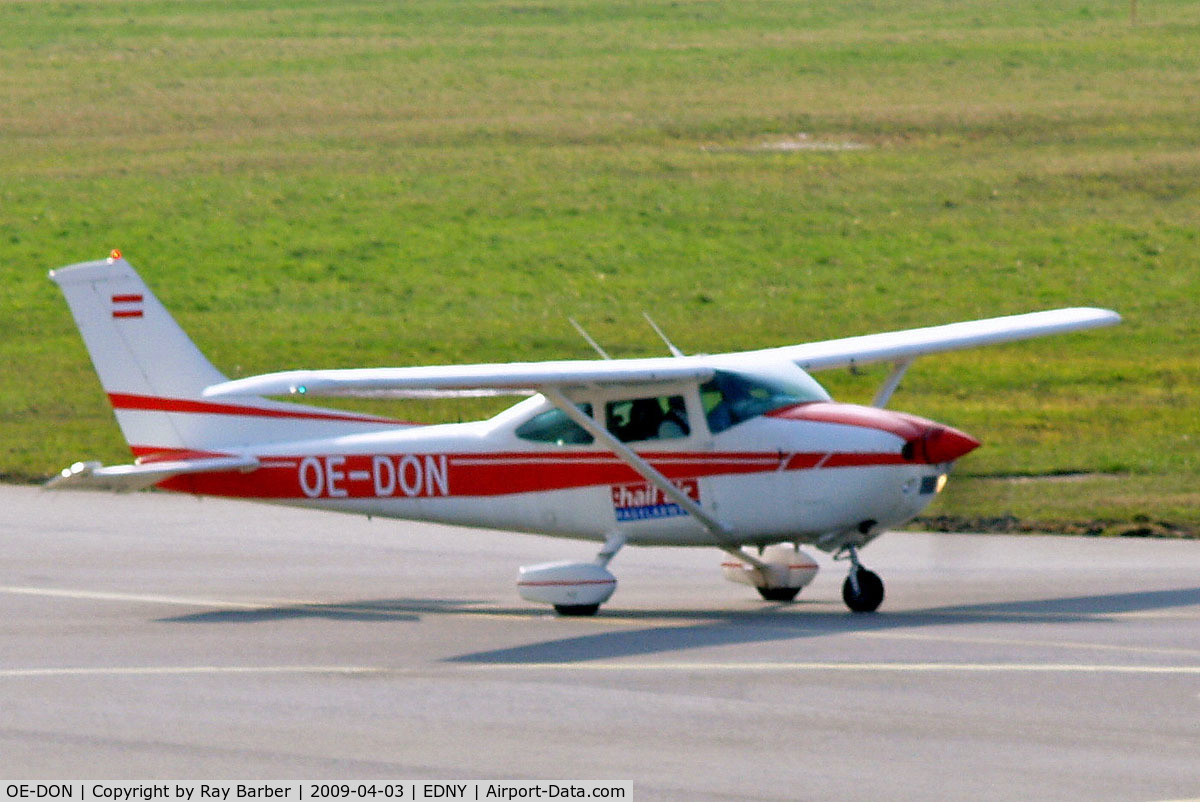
[45,455,259,493]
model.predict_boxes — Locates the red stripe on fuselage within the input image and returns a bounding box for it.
[517,579,617,587]
[767,402,930,440]
[137,401,954,500]
[108,392,405,425]
[153,449,910,500]
[446,451,780,495]
[130,446,232,462]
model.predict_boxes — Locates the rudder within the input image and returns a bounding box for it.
[50,253,404,456]
[51,254,227,400]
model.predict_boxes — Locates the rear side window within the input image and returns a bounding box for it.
[515,404,594,445]
[604,395,690,443]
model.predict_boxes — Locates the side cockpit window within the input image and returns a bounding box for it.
[605,395,690,443]
[515,404,594,445]
[701,369,827,433]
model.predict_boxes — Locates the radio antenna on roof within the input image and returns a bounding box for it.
[568,317,612,360]
[643,312,685,358]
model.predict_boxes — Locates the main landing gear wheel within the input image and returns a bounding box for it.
[554,603,601,617]
[842,567,884,613]
[756,586,802,602]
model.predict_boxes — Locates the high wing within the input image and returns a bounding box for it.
[736,307,1121,372]
[203,359,715,398]
[46,455,259,493]
[203,307,1120,399]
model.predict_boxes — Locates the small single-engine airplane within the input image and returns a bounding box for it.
[47,252,1120,615]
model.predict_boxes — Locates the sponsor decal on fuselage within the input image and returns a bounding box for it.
[611,478,699,522]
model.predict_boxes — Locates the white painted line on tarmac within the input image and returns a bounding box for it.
[933,608,1200,621]
[0,584,721,624]
[0,583,550,622]
[856,630,1200,658]
[0,665,391,679]
[468,661,1200,674]
[1105,610,1200,620]
[19,661,1196,680]
[0,584,274,609]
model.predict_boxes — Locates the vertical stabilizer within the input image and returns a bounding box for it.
[50,256,227,400]
[50,255,404,456]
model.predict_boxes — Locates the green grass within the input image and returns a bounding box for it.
[2,0,1198,533]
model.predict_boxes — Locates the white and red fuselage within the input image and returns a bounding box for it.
[132,380,978,550]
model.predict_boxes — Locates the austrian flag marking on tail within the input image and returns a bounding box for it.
[111,293,144,318]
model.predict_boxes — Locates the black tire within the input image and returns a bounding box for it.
[554,603,601,617]
[757,586,802,602]
[842,568,884,613]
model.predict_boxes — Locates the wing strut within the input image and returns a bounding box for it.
[871,359,913,408]
[542,388,767,570]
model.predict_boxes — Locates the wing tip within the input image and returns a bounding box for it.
[1061,306,1122,329]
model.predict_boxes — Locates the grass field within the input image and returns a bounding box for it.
[1,0,1197,534]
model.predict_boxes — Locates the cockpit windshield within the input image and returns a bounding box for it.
[700,367,830,433]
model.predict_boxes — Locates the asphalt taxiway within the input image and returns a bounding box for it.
[2,485,1198,800]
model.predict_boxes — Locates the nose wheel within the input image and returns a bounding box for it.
[837,545,885,613]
